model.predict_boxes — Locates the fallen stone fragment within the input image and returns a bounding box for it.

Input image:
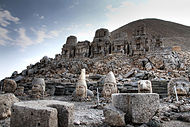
[103,105,126,126]
[0,93,19,120]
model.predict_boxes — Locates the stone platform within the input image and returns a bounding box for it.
[112,93,159,124]
[10,100,74,127]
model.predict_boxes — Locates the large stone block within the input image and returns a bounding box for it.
[112,93,159,124]
[10,100,74,127]
[103,105,126,126]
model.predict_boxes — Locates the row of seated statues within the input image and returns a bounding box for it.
[61,26,163,58]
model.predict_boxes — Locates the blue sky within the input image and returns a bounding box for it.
[0,0,190,80]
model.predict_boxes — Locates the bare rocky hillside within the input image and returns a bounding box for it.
[111,18,190,51]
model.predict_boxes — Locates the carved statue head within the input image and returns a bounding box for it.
[168,78,190,96]
[76,69,87,98]
[138,80,152,93]
[102,71,118,98]
[3,79,17,93]
[31,78,46,96]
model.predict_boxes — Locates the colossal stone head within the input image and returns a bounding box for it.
[32,78,46,93]
[76,69,87,98]
[66,36,77,45]
[138,80,152,93]
[3,79,17,93]
[94,28,110,38]
[102,71,118,98]
[168,78,190,96]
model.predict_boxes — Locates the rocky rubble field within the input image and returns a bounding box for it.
[1,50,190,96]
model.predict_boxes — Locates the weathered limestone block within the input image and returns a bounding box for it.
[168,78,190,96]
[0,93,19,120]
[112,93,159,124]
[3,79,17,93]
[138,80,152,93]
[102,71,118,98]
[103,105,126,126]
[10,100,74,127]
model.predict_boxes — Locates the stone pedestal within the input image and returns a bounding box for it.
[10,100,74,127]
[112,93,159,124]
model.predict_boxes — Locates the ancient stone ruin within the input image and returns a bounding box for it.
[61,25,163,58]
[1,21,190,127]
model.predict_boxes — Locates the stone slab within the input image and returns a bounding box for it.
[10,100,74,127]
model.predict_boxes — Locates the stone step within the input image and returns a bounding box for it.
[159,94,168,98]
[153,88,167,90]
[152,89,167,92]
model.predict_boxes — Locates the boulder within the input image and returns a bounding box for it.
[112,93,159,124]
[14,86,25,96]
[145,62,152,71]
[0,93,19,120]
[180,104,190,112]
[11,71,18,77]
[87,89,94,97]
[28,69,34,75]
[103,105,126,126]
[72,89,94,98]
[3,79,17,93]
[14,75,24,82]
[178,112,190,122]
